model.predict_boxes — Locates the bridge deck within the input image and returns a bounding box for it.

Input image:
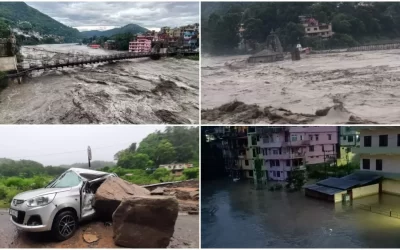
[6,51,198,78]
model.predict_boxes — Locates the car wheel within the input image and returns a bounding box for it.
[52,210,78,241]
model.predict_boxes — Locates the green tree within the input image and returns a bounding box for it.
[117,152,153,169]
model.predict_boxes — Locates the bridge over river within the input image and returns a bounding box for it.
[6,50,198,78]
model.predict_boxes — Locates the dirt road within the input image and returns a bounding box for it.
[0,210,198,248]
[202,50,400,124]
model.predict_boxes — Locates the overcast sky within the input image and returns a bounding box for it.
[0,125,168,165]
[26,2,199,32]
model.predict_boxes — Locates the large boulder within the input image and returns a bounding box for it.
[94,177,150,220]
[112,196,179,248]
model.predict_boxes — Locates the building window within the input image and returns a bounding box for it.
[314,28,317,30]
[249,170,253,177]
[322,145,325,152]
[315,134,319,141]
[362,159,370,170]
[276,160,280,166]
[328,134,332,140]
[379,135,388,147]
[309,135,313,140]
[398,134,400,146]
[309,145,314,152]
[253,149,256,157]
[273,149,279,155]
[291,135,297,141]
[277,171,280,178]
[343,136,347,140]
[376,159,382,171]
[348,136,353,142]
[273,171,276,177]
[307,28,310,31]
[245,160,249,166]
[286,160,291,167]
[364,136,372,147]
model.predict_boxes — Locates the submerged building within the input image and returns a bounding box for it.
[248,31,284,63]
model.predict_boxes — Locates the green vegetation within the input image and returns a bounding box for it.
[100,166,199,185]
[286,170,306,192]
[186,55,199,60]
[202,2,400,53]
[0,2,81,43]
[0,126,199,207]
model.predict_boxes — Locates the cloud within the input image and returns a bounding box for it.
[26,2,199,31]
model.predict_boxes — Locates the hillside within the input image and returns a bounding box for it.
[0,2,81,42]
[81,24,148,38]
[58,161,116,170]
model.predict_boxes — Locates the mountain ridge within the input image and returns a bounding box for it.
[80,23,149,38]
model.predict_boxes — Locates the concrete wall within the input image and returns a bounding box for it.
[0,56,17,71]
[382,179,400,196]
[352,184,379,199]
[360,155,400,173]
[334,191,347,203]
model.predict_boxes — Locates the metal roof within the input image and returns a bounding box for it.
[317,177,360,190]
[304,184,344,195]
[341,171,382,185]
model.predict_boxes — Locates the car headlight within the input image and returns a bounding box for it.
[26,193,56,207]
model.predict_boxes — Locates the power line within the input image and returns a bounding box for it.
[5,141,135,160]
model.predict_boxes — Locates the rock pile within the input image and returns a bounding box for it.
[94,177,179,248]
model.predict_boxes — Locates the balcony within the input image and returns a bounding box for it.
[283,140,310,147]
[353,146,400,155]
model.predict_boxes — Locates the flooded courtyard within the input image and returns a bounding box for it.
[202,179,400,248]
[201,50,400,124]
[0,44,199,124]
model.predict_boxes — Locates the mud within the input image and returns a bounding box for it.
[201,50,400,124]
[0,211,198,248]
[0,44,199,124]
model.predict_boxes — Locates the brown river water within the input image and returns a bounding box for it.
[201,50,400,124]
[0,44,199,124]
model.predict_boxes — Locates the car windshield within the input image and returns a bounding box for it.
[46,171,82,188]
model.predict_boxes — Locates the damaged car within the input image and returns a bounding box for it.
[9,168,116,241]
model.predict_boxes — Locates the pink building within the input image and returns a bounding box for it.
[129,35,153,53]
[256,126,338,181]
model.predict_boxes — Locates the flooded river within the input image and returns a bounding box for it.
[201,51,400,124]
[202,179,400,248]
[0,44,199,124]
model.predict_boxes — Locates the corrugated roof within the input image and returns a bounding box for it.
[304,184,344,195]
[317,177,360,190]
[341,171,381,185]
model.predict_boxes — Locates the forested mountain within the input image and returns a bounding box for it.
[81,24,148,38]
[202,2,400,54]
[0,2,81,43]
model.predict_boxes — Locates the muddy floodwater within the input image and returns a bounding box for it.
[0,44,199,124]
[201,179,400,248]
[201,51,400,124]
[0,210,198,248]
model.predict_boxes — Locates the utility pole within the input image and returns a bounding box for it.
[88,146,92,169]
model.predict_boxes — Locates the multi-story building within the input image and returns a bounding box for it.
[354,127,400,175]
[103,40,116,50]
[337,126,360,166]
[299,16,334,39]
[353,127,400,195]
[128,35,153,53]
[255,126,338,181]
